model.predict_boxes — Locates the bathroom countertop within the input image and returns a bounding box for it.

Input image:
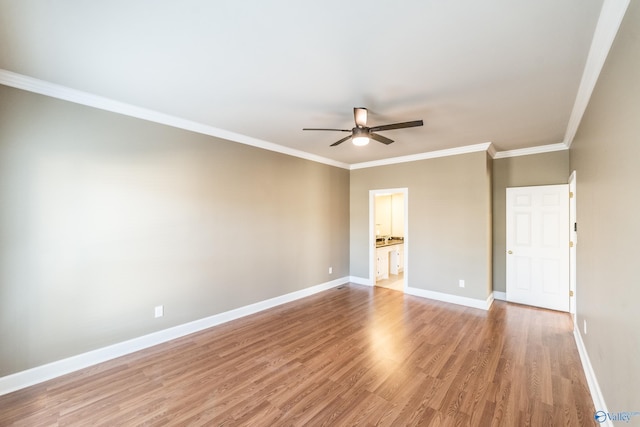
[375,239,404,248]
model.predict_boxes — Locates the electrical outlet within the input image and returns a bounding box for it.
[459,279,465,288]
[155,305,164,318]
[583,319,587,335]
[329,267,332,274]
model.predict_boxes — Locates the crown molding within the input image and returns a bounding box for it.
[493,142,568,159]
[350,142,493,170]
[486,143,497,159]
[1,68,597,168]
[0,69,350,170]
[563,0,630,148]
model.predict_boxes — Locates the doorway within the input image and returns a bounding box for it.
[369,188,408,292]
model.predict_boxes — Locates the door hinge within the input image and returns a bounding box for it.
[570,290,574,297]
[569,241,574,248]
[569,191,574,198]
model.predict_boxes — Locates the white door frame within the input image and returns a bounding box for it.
[569,171,577,322]
[369,188,408,289]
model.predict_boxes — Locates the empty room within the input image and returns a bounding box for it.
[1,1,639,425]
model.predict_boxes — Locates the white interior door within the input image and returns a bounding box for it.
[506,184,569,312]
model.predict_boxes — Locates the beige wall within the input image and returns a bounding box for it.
[569,0,640,412]
[492,151,570,292]
[350,151,492,301]
[0,85,350,376]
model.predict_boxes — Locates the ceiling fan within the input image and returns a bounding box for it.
[303,107,423,147]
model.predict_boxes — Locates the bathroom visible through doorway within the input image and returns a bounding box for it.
[370,189,408,292]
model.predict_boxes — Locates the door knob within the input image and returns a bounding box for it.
[507,250,513,254]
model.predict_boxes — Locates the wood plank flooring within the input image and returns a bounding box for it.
[0,284,596,426]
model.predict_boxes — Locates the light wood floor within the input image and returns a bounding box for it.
[0,284,595,426]
[375,272,404,292]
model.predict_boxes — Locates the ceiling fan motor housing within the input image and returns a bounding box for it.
[353,126,369,136]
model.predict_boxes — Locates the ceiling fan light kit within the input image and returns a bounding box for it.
[352,127,370,146]
[303,107,423,147]
[352,137,369,146]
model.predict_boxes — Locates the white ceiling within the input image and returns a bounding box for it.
[0,0,618,166]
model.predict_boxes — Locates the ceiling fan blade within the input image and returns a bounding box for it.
[369,120,424,132]
[303,128,351,132]
[354,107,368,127]
[370,133,394,145]
[330,135,353,147]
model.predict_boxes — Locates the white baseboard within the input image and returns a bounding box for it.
[405,286,494,310]
[486,292,495,309]
[493,291,507,301]
[573,326,611,426]
[0,277,349,396]
[349,278,495,311]
[348,276,373,286]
